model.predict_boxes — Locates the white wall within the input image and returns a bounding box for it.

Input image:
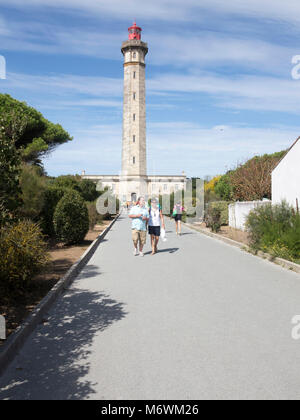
[272,139,300,208]
[229,201,271,231]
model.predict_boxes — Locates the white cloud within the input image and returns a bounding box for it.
[2,0,300,24]
[147,122,299,176]
[43,120,299,177]
[147,33,294,74]
[43,123,122,175]
[4,69,300,115]
[148,73,300,114]
[59,99,122,107]
[0,14,296,77]
[4,72,123,97]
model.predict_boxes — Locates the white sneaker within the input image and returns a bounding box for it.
[133,248,138,256]
[139,252,144,257]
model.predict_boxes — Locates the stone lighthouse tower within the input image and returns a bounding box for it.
[81,23,186,203]
[121,22,148,179]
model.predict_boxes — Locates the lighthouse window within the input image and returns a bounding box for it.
[133,71,136,79]
[133,92,136,100]
[133,114,136,121]
[133,52,136,59]
[133,135,136,143]
[133,157,136,164]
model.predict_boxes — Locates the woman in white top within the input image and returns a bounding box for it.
[148,198,165,255]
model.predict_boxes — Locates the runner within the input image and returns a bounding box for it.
[173,201,185,236]
[129,197,149,257]
[149,198,165,255]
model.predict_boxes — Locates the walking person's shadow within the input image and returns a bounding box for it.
[144,247,179,255]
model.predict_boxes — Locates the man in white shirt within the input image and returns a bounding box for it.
[129,197,149,257]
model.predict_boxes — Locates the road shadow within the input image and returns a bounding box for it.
[0,288,128,400]
[76,264,103,280]
[158,247,179,254]
[179,232,196,236]
[144,248,179,255]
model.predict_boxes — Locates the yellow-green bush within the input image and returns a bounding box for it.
[204,176,221,193]
[0,220,49,292]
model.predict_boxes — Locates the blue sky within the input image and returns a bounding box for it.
[0,0,300,178]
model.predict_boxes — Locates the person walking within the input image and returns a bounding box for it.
[173,201,185,236]
[149,198,165,255]
[129,196,149,257]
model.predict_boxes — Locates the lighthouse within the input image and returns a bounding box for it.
[81,22,186,203]
[121,22,148,178]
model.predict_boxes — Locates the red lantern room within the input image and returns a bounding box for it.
[128,21,142,40]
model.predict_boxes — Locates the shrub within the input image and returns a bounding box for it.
[86,201,104,230]
[206,201,229,225]
[49,175,81,192]
[0,220,49,293]
[205,206,222,233]
[53,190,89,245]
[246,201,300,262]
[79,179,100,202]
[40,186,71,237]
[19,164,47,221]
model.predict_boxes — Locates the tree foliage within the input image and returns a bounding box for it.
[40,186,71,237]
[214,174,234,201]
[0,94,73,165]
[19,164,48,221]
[0,127,22,222]
[214,151,286,202]
[53,190,89,245]
[230,152,286,201]
[79,179,100,202]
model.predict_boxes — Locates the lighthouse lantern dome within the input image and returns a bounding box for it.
[128,21,142,40]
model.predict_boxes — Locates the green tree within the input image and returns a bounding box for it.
[19,164,47,221]
[215,174,233,201]
[0,128,22,223]
[49,175,81,192]
[0,94,73,166]
[79,179,100,202]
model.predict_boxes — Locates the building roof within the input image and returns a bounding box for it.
[272,136,300,172]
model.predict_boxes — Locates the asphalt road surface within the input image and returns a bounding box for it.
[1,214,300,400]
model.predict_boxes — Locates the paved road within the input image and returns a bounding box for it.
[1,214,300,400]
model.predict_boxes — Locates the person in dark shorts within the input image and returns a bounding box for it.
[148,198,165,255]
[173,202,185,236]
